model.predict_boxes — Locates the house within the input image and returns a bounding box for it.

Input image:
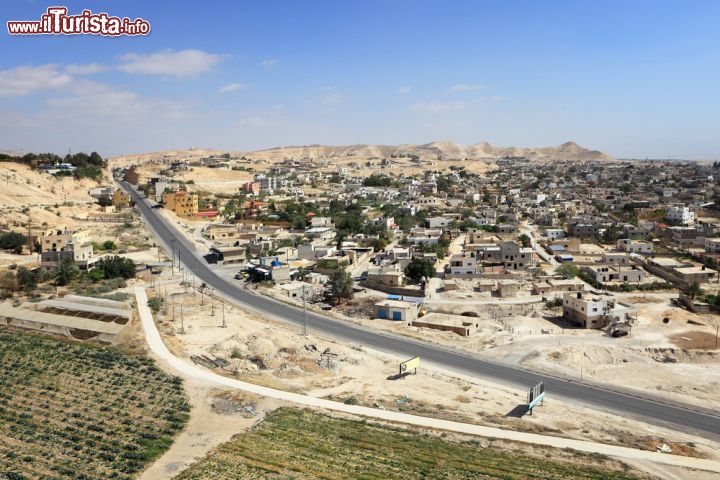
[309,216,334,228]
[705,237,720,254]
[374,299,418,322]
[499,241,536,269]
[667,206,695,225]
[39,227,96,269]
[448,252,481,275]
[563,291,635,329]
[673,266,717,284]
[111,189,130,208]
[366,268,405,287]
[278,281,307,299]
[616,238,653,254]
[408,228,443,245]
[544,228,565,239]
[162,190,199,216]
[601,252,633,265]
[305,227,335,240]
[427,216,453,228]
[123,167,139,185]
[240,182,261,195]
[584,264,645,284]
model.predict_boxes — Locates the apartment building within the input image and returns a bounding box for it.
[162,190,199,216]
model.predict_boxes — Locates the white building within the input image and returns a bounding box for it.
[667,206,695,225]
[706,237,720,254]
[616,238,653,254]
[544,228,565,239]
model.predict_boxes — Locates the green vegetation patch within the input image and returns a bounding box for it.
[177,408,643,480]
[0,330,190,480]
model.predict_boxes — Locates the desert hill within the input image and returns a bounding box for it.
[110,141,612,167]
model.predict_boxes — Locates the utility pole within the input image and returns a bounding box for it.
[180,304,185,334]
[302,285,307,336]
[211,290,215,316]
[222,298,226,328]
[170,239,175,277]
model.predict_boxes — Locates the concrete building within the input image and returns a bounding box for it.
[374,299,418,322]
[616,238,653,254]
[562,291,635,329]
[667,206,695,225]
[111,189,130,208]
[39,228,96,269]
[162,190,199,216]
[584,264,645,284]
[705,237,720,254]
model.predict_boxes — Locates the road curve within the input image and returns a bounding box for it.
[121,181,720,439]
[134,286,720,473]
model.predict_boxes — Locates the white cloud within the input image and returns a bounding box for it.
[409,101,469,113]
[118,49,225,77]
[238,116,269,128]
[219,83,247,94]
[397,85,412,94]
[261,58,278,68]
[65,63,107,75]
[0,64,72,96]
[449,83,485,92]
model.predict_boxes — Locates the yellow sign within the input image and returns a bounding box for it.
[400,356,420,374]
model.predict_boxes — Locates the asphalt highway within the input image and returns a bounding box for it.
[121,181,720,439]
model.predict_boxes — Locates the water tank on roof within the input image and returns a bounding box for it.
[271,260,282,267]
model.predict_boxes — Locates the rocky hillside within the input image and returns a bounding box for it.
[110,141,613,168]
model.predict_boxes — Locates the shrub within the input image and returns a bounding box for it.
[94,256,136,280]
[0,232,27,251]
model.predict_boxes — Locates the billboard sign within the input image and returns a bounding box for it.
[527,381,545,410]
[399,356,420,375]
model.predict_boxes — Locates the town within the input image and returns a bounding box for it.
[3,2,720,479]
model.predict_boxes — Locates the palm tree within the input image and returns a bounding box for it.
[686,281,703,300]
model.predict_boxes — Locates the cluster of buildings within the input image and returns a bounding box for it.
[108,154,720,335]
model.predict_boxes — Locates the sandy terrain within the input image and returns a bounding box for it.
[259,282,720,413]
[137,276,720,466]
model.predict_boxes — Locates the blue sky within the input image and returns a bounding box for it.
[1,0,719,158]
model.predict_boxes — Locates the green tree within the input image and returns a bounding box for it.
[328,266,354,301]
[87,268,105,282]
[518,233,531,248]
[0,232,27,251]
[97,195,112,207]
[556,263,580,279]
[404,257,436,283]
[16,267,38,291]
[686,281,703,300]
[94,255,136,280]
[55,258,78,286]
[102,240,117,251]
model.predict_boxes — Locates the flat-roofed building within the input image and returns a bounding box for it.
[162,190,199,216]
[563,291,635,329]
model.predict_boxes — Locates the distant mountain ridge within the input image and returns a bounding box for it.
[241,140,613,162]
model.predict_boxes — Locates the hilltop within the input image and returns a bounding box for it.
[109,140,613,168]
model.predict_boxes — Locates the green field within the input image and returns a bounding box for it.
[177,408,644,480]
[0,330,190,480]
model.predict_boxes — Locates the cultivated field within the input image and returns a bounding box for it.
[0,330,190,479]
[176,408,645,480]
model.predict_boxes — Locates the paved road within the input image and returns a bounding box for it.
[134,285,720,473]
[122,181,720,439]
